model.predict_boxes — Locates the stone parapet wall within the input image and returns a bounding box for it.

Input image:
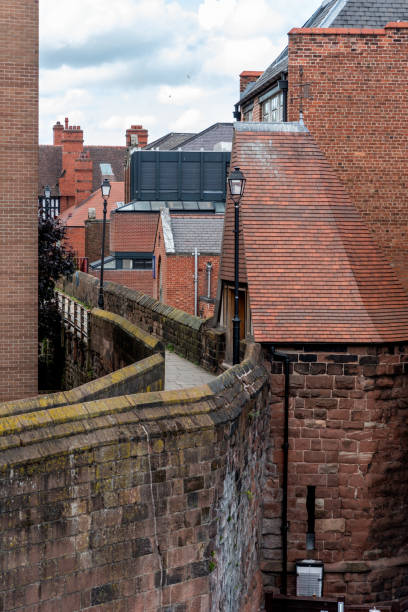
[262,344,408,604]
[59,272,225,372]
[0,345,269,612]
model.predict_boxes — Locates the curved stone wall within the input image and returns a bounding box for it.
[0,344,269,612]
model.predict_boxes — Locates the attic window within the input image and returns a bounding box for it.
[261,91,284,123]
[100,163,113,176]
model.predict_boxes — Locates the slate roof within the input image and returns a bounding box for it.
[177,123,233,151]
[239,0,408,105]
[38,146,62,195]
[144,133,195,150]
[85,146,126,192]
[221,122,408,343]
[38,145,126,196]
[165,214,224,255]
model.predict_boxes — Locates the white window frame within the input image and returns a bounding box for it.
[261,91,284,123]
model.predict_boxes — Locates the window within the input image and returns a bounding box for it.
[100,163,113,175]
[243,109,253,122]
[120,258,153,270]
[261,91,283,122]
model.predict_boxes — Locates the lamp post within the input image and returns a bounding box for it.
[43,184,51,217]
[228,167,246,365]
[98,178,111,309]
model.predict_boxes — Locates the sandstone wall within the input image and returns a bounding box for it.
[60,272,225,372]
[263,344,408,604]
[0,347,269,612]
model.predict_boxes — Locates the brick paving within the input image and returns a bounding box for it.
[165,350,216,390]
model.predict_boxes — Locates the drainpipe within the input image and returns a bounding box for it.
[193,247,199,316]
[270,346,290,596]
[206,261,212,299]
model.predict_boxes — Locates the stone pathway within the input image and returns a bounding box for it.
[165,350,216,390]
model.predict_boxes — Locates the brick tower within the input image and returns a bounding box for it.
[0,0,38,400]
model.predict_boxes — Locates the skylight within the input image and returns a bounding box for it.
[100,163,113,175]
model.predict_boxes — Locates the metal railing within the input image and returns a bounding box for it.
[57,291,89,343]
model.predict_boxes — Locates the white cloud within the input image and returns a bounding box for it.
[39,0,321,145]
[170,109,202,131]
[157,85,204,105]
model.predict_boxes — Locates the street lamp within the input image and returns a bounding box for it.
[228,167,246,365]
[98,178,111,309]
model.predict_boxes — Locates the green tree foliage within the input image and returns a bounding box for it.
[38,214,75,343]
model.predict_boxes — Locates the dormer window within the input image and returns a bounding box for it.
[261,90,284,122]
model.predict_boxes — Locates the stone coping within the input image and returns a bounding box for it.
[59,272,206,332]
[91,307,163,353]
[0,354,164,418]
[0,345,266,468]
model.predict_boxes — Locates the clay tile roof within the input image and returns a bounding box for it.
[59,182,124,227]
[222,122,408,344]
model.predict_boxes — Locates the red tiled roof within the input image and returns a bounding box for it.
[60,182,124,227]
[224,123,408,343]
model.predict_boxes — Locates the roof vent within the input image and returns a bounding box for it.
[88,208,96,220]
[296,560,323,597]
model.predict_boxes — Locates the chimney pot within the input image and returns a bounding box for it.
[65,117,69,129]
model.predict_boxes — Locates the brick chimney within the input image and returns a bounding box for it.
[57,117,92,212]
[126,125,148,148]
[74,150,93,206]
[239,70,263,94]
[53,121,64,145]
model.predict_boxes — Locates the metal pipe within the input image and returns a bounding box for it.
[98,197,107,309]
[206,262,212,299]
[193,247,199,316]
[270,346,290,596]
[233,202,240,365]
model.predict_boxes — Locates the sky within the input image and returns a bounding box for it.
[39,0,321,146]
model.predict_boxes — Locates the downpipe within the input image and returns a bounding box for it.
[269,345,290,596]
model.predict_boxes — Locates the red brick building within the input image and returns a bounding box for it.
[218,119,408,604]
[235,1,408,293]
[39,120,146,214]
[153,209,222,317]
[59,181,124,261]
[0,0,38,400]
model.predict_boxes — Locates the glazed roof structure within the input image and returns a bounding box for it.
[222,122,408,343]
[240,0,408,105]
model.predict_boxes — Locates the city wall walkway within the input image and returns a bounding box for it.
[165,349,217,390]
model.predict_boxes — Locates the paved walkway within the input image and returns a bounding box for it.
[165,350,217,390]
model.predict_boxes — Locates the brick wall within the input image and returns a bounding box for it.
[287,24,408,291]
[240,71,263,94]
[0,345,269,612]
[89,268,154,297]
[66,226,86,259]
[85,219,110,264]
[262,344,408,604]
[153,217,220,317]
[0,0,38,401]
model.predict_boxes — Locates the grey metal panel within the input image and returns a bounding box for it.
[130,150,230,202]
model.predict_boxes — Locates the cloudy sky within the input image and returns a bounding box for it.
[39,0,320,146]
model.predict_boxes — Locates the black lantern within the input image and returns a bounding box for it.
[228,167,246,202]
[44,185,51,199]
[101,178,111,199]
[228,166,246,365]
[98,179,111,309]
